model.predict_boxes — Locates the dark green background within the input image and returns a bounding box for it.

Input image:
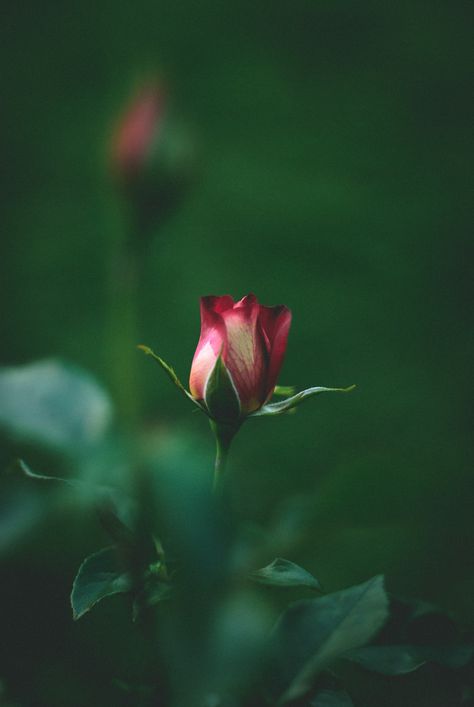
[1,1,472,705]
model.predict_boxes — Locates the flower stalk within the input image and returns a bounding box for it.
[210,420,240,493]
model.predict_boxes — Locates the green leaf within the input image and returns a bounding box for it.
[10,458,79,487]
[272,575,388,704]
[0,359,112,453]
[309,689,354,706]
[71,546,132,620]
[10,459,136,536]
[204,353,241,422]
[345,643,474,675]
[250,558,322,591]
[138,345,208,414]
[250,385,356,417]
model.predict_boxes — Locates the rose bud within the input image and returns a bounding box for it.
[189,294,291,423]
[109,79,196,239]
[139,294,354,490]
[111,82,165,182]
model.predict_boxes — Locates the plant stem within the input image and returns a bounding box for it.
[106,197,152,429]
[107,241,141,428]
[210,421,238,493]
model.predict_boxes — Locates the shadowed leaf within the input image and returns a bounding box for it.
[345,643,474,675]
[271,575,388,704]
[250,558,321,591]
[71,546,132,620]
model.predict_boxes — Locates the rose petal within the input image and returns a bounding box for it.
[112,85,164,177]
[258,305,292,400]
[202,294,235,314]
[189,298,228,399]
[221,295,266,412]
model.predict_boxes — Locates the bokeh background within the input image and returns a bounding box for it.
[1,1,472,705]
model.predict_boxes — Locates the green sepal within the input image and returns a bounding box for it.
[138,345,209,415]
[70,546,132,620]
[250,557,322,591]
[204,353,241,423]
[273,385,296,397]
[250,385,356,418]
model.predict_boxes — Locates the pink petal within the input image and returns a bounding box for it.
[234,293,258,309]
[258,305,292,400]
[189,298,228,399]
[112,84,164,177]
[221,294,266,412]
[202,294,235,314]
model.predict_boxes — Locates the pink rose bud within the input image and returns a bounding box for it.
[189,294,292,422]
[109,80,196,237]
[111,81,166,183]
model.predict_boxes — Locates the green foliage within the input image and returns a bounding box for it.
[250,558,321,591]
[309,689,354,707]
[70,546,132,620]
[0,360,112,455]
[345,643,474,675]
[270,575,389,703]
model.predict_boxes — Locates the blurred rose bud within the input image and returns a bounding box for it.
[112,81,165,181]
[189,294,292,423]
[110,79,196,238]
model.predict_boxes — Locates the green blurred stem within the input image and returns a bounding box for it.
[210,421,239,493]
[107,240,141,427]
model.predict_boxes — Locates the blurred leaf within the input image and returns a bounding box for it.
[0,360,112,454]
[345,643,474,675]
[95,499,136,547]
[206,589,276,700]
[0,459,81,556]
[309,689,354,706]
[271,575,388,704]
[250,558,321,591]
[71,546,132,620]
[138,345,207,413]
[0,488,45,555]
[250,385,356,418]
[9,458,137,536]
[11,458,79,487]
